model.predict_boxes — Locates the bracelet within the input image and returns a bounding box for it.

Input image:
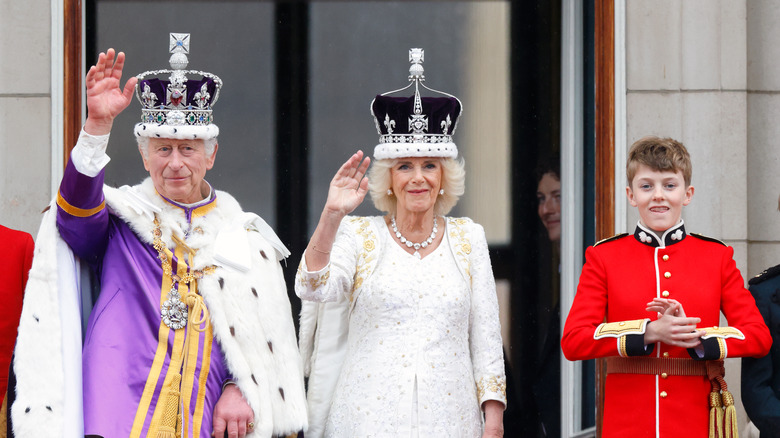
[311,245,331,255]
[222,379,236,392]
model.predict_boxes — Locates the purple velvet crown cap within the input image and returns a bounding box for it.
[370,48,462,160]
[372,95,461,136]
[370,94,462,160]
[137,77,219,111]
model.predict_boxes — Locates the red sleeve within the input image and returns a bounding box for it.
[561,246,649,360]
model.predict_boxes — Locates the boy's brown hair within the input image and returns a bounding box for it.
[626,136,692,187]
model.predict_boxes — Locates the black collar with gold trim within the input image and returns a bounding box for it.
[633,221,686,248]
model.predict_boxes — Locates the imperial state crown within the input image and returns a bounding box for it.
[133,33,222,140]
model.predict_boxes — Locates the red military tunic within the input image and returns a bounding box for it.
[0,225,33,405]
[562,221,771,438]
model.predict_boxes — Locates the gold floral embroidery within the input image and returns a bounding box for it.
[477,375,507,402]
[308,271,330,290]
[296,259,329,290]
[448,218,472,284]
[350,217,377,302]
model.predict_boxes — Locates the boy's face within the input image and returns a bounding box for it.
[626,164,694,233]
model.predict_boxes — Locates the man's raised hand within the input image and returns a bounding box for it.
[84,48,138,136]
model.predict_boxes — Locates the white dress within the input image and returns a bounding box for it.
[296,216,505,438]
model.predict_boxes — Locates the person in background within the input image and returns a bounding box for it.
[741,194,780,438]
[532,158,561,437]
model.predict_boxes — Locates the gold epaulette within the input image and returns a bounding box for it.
[594,318,649,339]
[701,326,745,340]
[593,233,629,247]
[690,233,727,246]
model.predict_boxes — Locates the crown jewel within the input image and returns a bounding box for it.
[370,48,462,160]
[134,33,222,140]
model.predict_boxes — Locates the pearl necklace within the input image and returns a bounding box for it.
[391,216,438,259]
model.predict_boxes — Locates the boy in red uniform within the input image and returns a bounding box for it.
[562,136,771,437]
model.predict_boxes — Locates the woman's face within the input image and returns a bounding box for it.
[537,172,561,242]
[390,157,442,216]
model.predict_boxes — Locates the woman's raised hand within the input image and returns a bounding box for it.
[323,151,371,218]
[84,48,138,136]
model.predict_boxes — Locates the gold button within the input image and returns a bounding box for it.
[662,291,670,298]
[661,373,668,379]
[660,391,667,398]
[663,255,669,261]
[664,272,671,279]
[663,352,669,358]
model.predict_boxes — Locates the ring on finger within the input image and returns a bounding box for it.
[247,422,254,430]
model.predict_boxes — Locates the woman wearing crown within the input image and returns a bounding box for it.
[296,50,506,438]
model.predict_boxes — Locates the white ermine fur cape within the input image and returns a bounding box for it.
[12,178,307,437]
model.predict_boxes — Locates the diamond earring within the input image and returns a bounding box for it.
[439,189,445,195]
[387,189,393,196]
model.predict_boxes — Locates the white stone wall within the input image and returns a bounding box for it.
[747,1,780,277]
[624,0,780,434]
[0,0,52,235]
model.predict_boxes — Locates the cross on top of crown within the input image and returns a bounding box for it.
[169,33,190,55]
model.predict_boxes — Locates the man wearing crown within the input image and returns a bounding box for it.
[10,38,307,438]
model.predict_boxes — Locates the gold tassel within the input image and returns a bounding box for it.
[709,390,723,438]
[721,390,739,438]
[157,374,182,438]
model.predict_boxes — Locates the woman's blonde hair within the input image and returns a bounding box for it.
[367,157,466,216]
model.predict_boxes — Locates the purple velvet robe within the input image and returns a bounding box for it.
[57,160,229,437]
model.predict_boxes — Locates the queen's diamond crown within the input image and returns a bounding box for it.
[370,48,463,160]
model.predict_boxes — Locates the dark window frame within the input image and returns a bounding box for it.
[67,1,613,435]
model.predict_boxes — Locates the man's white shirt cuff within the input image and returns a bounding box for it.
[70,128,111,177]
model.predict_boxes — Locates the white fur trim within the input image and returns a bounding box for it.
[107,179,307,435]
[13,179,306,437]
[373,142,458,160]
[134,122,219,140]
[12,200,88,437]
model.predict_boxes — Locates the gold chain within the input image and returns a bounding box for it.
[152,217,217,285]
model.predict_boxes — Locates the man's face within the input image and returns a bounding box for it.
[141,138,217,204]
[627,164,693,233]
[537,172,561,242]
